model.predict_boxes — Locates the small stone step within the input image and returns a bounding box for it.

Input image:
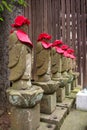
[40,106,68,129]
[56,98,75,113]
[65,92,77,99]
[38,122,56,130]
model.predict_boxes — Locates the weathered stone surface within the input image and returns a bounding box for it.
[36,49,49,68]
[65,83,71,95]
[10,104,40,130]
[62,57,68,72]
[8,26,32,90]
[56,87,65,102]
[32,80,59,94]
[40,106,68,129]
[36,42,51,82]
[51,49,62,74]
[40,92,56,114]
[56,98,75,113]
[57,77,68,87]
[7,86,43,108]
[38,122,56,130]
[66,92,77,99]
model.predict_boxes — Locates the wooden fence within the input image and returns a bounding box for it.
[24,0,87,87]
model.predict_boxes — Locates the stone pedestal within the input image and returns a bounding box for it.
[71,72,79,90]
[56,87,65,102]
[32,81,59,114]
[40,92,56,114]
[65,83,71,95]
[10,104,40,130]
[7,85,43,130]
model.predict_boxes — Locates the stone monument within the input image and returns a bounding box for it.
[61,46,75,95]
[7,15,43,130]
[51,40,66,102]
[32,33,59,114]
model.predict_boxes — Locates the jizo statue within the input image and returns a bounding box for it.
[35,33,52,82]
[8,15,33,90]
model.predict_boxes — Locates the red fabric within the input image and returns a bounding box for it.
[61,44,69,50]
[63,50,76,59]
[16,30,33,46]
[40,41,52,49]
[69,54,76,59]
[67,48,74,54]
[63,51,70,57]
[11,15,30,27]
[56,47,64,54]
[52,40,63,47]
[37,33,52,41]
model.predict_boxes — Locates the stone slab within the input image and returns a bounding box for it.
[56,87,65,102]
[71,86,81,93]
[40,106,68,129]
[38,122,57,130]
[40,92,56,114]
[10,104,40,130]
[65,92,77,99]
[56,98,75,113]
[65,84,71,95]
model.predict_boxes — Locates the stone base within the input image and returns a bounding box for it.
[6,85,43,108]
[71,80,76,90]
[10,104,40,130]
[38,122,56,130]
[56,87,65,102]
[40,92,56,114]
[40,106,68,129]
[32,80,59,94]
[71,78,78,90]
[65,83,71,95]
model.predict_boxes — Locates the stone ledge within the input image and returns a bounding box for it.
[56,98,75,113]
[38,122,56,130]
[40,106,68,129]
[65,92,77,99]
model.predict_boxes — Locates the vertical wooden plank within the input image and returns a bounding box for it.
[55,0,61,39]
[47,0,52,39]
[66,0,71,46]
[81,0,87,87]
[76,0,82,85]
[71,0,76,49]
[31,0,37,80]
[35,0,41,37]
[61,0,66,42]
[43,0,48,32]
[40,0,44,32]
[51,0,56,41]
[28,0,32,40]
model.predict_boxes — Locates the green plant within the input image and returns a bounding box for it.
[0,0,27,21]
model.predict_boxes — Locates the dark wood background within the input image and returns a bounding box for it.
[24,0,87,87]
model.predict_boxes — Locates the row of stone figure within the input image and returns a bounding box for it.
[6,15,79,130]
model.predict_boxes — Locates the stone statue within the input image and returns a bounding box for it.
[33,33,59,95]
[35,33,52,82]
[7,16,43,108]
[8,15,33,90]
[51,40,64,79]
